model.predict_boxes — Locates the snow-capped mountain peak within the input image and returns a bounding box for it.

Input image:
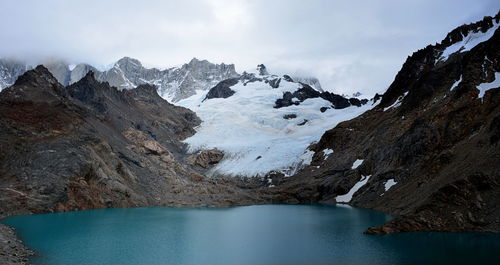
[0,57,239,102]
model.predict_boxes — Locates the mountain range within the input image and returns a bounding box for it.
[0,11,499,250]
[0,57,325,103]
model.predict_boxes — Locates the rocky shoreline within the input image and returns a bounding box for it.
[0,224,33,265]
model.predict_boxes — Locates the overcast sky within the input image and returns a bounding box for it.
[0,0,498,96]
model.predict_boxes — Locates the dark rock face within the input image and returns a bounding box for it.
[274,83,366,109]
[204,78,239,100]
[257,64,269,76]
[279,12,500,234]
[267,77,281,88]
[283,75,294,82]
[318,91,352,109]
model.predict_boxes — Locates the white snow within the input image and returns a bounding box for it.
[322,148,334,158]
[477,72,500,101]
[68,64,76,71]
[351,159,364,169]
[336,175,371,203]
[384,92,408,111]
[450,75,462,91]
[384,179,397,191]
[440,22,499,62]
[177,77,374,176]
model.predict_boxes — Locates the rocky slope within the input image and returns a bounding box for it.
[278,13,500,234]
[0,66,279,219]
[0,57,239,102]
[0,224,32,265]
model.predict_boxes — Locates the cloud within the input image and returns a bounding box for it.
[0,0,498,96]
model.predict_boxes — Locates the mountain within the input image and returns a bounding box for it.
[0,57,239,102]
[0,58,29,90]
[176,65,371,176]
[277,12,500,233]
[0,66,273,218]
[1,12,499,237]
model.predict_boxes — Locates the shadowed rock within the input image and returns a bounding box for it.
[204,78,239,100]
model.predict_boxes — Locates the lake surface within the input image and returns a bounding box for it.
[2,205,500,265]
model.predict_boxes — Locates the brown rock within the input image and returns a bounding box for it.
[194,149,224,168]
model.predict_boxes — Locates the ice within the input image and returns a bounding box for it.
[440,22,499,62]
[351,159,364,169]
[477,72,500,101]
[450,75,462,91]
[336,175,371,203]
[384,179,397,191]
[322,148,334,158]
[177,78,373,176]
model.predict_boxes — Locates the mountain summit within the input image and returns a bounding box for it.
[0,57,239,102]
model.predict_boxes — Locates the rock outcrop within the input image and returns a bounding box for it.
[204,78,239,100]
[274,83,367,109]
[188,149,225,168]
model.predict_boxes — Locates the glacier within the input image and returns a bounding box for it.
[177,70,374,177]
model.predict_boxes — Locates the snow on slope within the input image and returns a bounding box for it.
[450,75,462,91]
[351,159,364,169]
[477,72,500,101]
[336,175,371,203]
[384,179,397,192]
[177,73,373,177]
[440,21,499,62]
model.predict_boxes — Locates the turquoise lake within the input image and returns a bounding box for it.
[2,204,500,265]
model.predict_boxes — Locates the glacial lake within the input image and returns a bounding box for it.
[2,205,500,265]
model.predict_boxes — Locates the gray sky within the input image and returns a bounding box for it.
[0,0,498,96]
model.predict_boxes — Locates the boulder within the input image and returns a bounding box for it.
[194,149,224,168]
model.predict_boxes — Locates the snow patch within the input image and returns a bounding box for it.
[477,72,500,101]
[450,75,462,91]
[384,179,397,191]
[322,148,334,158]
[440,22,499,62]
[384,92,408,111]
[351,159,364,169]
[336,175,371,203]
